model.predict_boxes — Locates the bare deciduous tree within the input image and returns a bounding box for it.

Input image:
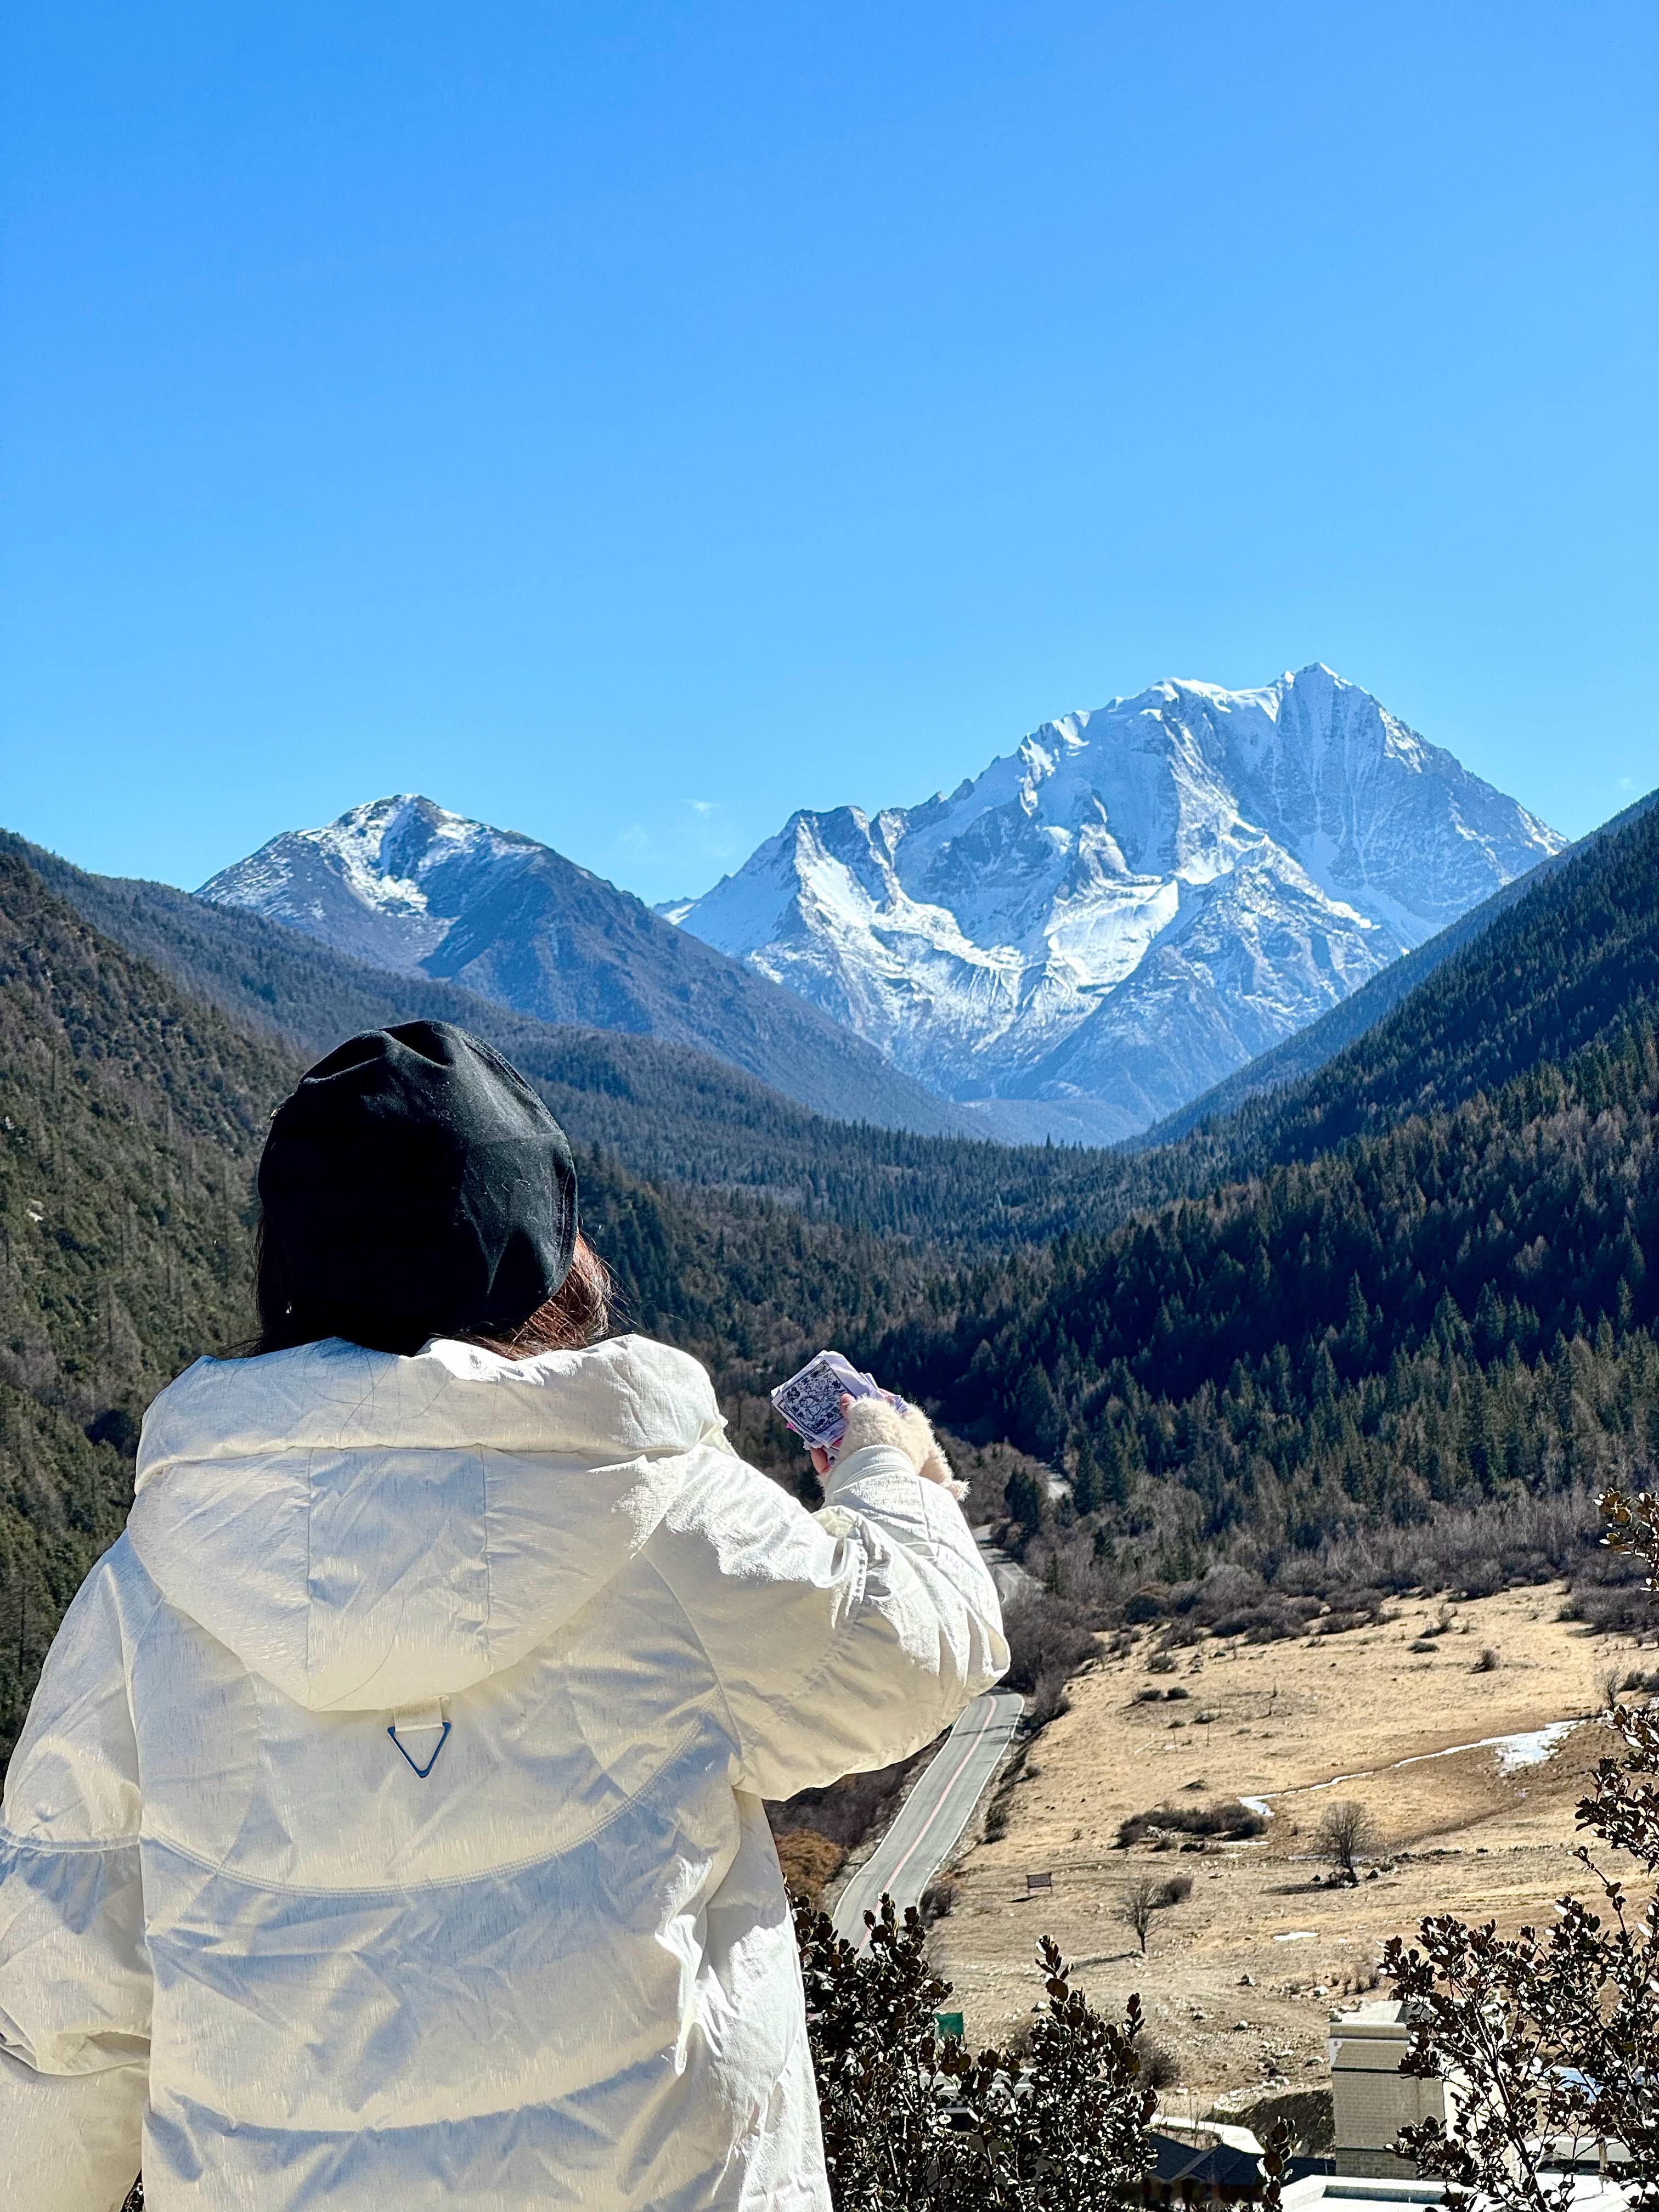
[1116,1871,1163,1955]
[1314,1799,1376,1881]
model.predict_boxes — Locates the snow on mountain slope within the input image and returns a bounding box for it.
[197,796,968,1136]
[200,798,539,972]
[673,667,1565,1144]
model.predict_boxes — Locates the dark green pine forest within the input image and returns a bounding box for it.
[5,789,1659,1755]
[891,1026,1659,1577]
[0,856,294,1756]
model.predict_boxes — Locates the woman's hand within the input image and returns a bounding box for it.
[810,1393,963,1494]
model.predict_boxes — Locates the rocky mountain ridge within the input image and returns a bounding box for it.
[672,665,1563,1142]
[197,796,964,1136]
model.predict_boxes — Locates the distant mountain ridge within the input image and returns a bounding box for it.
[196,795,963,1136]
[194,673,1562,1146]
[16,765,1657,1265]
[672,665,1563,1143]
[6,829,1140,1242]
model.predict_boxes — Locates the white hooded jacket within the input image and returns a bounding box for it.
[0,1333,1008,2211]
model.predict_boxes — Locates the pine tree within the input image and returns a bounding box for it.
[1069,1435,1104,1516]
[1005,1469,1047,1537]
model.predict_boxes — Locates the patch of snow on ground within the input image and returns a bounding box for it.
[1489,1719,1581,1774]
[1243,1718,1585,1815]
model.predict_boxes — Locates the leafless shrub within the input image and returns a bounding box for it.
[1001,1591,1099,1695]
[919,1875,958,1922]
[1135,2036,1181,2090]
[1026,1668,1073,1728]
[1117,1799,1267,1848]
[1123,1585,1171,1624]
[1116,1867,1191,1956]
[1314,1601,1384,1638]
[774,1827,847,1905]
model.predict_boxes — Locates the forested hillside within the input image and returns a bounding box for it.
[890,1016,1659,1591]
[0,855,299,1755]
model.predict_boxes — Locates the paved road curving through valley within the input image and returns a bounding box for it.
[831,1688,1025,1950]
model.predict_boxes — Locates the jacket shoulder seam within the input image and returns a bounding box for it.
[0,1827,141,1856]
[478,1446,494,1662]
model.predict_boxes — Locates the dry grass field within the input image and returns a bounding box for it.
[930,1584,1655,2104]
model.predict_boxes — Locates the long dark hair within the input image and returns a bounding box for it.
[250,1222,616,1362]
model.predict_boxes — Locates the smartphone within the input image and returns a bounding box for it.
[769,1350,898,1451]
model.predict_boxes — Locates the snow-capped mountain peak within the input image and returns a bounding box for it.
[200,794,540,970]
[196,793,971,1136]
[671,665,1564,1144]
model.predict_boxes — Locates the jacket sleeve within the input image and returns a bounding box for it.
[0,1555,150,2212]
[653,1440,1010,1801]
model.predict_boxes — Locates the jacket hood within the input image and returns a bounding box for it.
[127,1333,725,1712]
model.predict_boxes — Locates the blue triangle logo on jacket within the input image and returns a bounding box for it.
[388,1718,451,1778]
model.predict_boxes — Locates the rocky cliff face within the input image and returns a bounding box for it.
[672,667,1564,1142]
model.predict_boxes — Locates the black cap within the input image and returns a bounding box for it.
[257,1021,578,1338]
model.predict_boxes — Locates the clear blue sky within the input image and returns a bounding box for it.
[3,1,1654,904]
